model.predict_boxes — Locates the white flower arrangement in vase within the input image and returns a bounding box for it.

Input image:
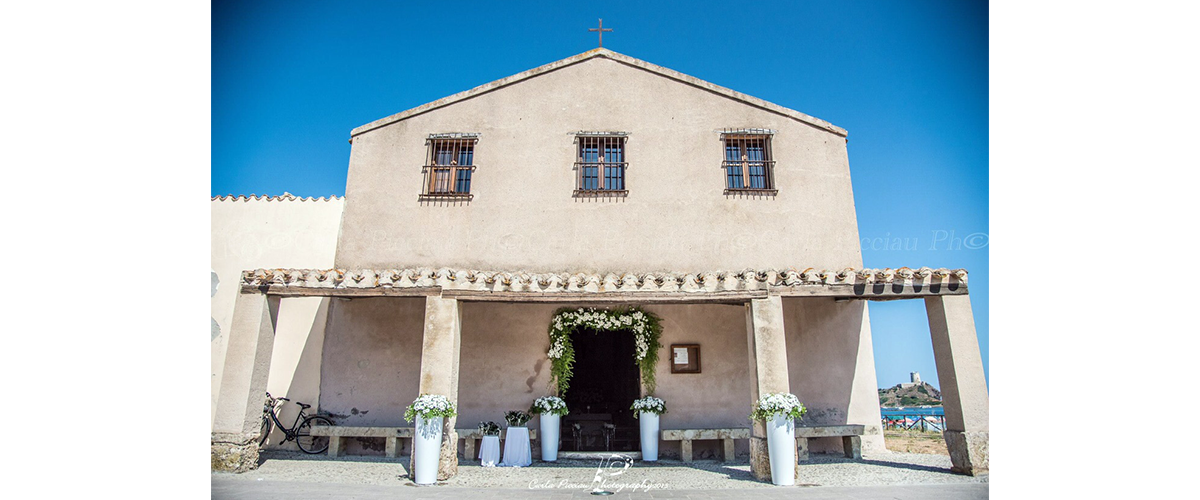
[504,410,531,427]
[530,396,568,461]
[405,394,456,485]
[477,421,501,436]
[750,392,805,486]
[404,394,458,422]
[749,392,806,421]
[529,396,569,416]
[630,396,667,417]
[631,396,666,461]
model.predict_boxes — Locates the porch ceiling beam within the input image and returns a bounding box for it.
[774,283,968,300]
[440,289,767,303]
[237,268,969,301]
[241,284,966,301]
[241,284,441,297]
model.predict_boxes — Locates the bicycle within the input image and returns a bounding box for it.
[259,392,334,454]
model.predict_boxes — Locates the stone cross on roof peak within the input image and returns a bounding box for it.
[589,19,612,48]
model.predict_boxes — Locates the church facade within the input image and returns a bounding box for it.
[211,49,989,481]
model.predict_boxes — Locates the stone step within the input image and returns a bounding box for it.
[557,451,642,460]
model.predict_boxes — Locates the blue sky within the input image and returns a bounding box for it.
[212,0,988,390]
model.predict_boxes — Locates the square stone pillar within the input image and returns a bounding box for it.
[925,295,989,475]
[411,295,462,481]
[745,295,796,482]
[211,292,280,472]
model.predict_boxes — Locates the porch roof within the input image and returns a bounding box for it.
[239,267,967,302]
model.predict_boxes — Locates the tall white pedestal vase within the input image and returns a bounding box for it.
[539,414,560,461]
[639,413,659,461]
[631,396,666,462]
[751,393,805,487]
[413,415,443,485]
[531,396,568,462]
[765,414,795,486]
[405,394,457,486]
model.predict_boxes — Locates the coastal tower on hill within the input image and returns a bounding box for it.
[900,371,922,389]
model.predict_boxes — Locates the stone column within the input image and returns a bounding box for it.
[411,295,463,481]
[211,292,280,472]
[925,295,989,475]
[745,295,795,482]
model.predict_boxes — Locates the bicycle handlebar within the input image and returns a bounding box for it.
[263,392,279,411]
[263,391,305,414]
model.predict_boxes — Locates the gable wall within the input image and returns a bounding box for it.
[335,56,863,272]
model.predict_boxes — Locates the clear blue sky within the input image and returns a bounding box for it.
[212,0,988,390]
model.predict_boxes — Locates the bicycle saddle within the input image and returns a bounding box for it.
[296,402,311,410]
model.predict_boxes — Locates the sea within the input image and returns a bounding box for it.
[879,406,944,417]
[879,406,945,431]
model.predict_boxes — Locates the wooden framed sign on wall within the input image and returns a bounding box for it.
[670,344,701,374]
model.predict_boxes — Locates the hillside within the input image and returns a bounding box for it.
[878,381,942,407]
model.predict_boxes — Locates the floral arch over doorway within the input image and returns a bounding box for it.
[547,307,663,395]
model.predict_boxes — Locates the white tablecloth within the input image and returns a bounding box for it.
[478,435,501,467]
[499,427,531,467]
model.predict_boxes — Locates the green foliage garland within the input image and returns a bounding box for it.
[547,307,663,395]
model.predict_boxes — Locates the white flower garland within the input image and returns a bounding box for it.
[549,308,652,360]
[547,307,662,395]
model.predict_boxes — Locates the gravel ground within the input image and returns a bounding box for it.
[214,450,987,491]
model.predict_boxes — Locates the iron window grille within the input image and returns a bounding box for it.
[721,130,777,194]
[574,133,628,196]
[420,134,478,200]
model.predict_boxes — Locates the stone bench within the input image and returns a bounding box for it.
[457,428,537,461]
[661,428,750,462]
[795,424,864,461]
[306,426,413,458]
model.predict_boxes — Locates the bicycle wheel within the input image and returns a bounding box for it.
[258,416,273,447]
[296,416,333,454]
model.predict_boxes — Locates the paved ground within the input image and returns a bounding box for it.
[212,450,987,497]
[212,478,988,499]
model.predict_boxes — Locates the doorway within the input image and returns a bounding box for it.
[562,327,642,451]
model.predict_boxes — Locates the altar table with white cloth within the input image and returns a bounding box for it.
[499,427,531,467]
[478,435,501,466]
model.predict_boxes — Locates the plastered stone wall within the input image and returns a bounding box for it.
[211,197,344,436]
[784,297,886,454]
[456,303,557,426]
[318,297,426,423]
[644,303,752,459]
[335,55,863,273]
[316,297,425,455]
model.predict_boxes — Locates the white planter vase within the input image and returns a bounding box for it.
[639,413,659,461]
[413,415,443,485]
[765,414,796,486]
[539,414,560,461]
